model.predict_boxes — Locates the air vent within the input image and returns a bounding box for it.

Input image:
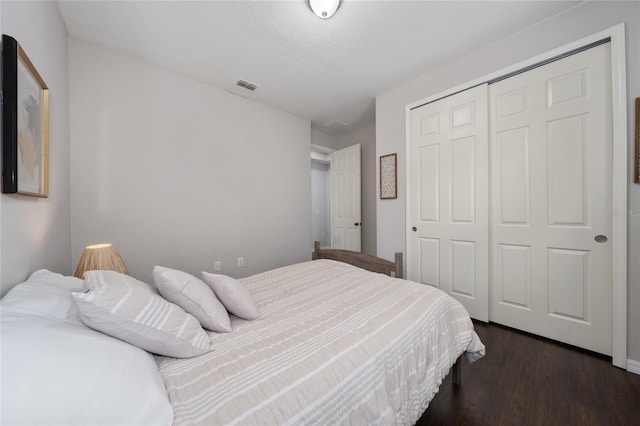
[322,120,348,130]
[236,79,259,91]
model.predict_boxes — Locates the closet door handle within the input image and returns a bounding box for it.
[594,235,608,243]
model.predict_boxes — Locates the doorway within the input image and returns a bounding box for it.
[311,145,332,249]
[311,143,363,251]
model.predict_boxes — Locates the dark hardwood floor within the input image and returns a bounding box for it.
[417,321,640,425]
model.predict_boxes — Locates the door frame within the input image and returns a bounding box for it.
[404,24,628,368]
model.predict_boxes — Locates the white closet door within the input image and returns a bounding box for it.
[409,84,489,321]
[489,43,612,355]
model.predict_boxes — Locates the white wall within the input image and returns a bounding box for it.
[0,1,71,296]
[335,122,377,256]
[69,39,311,285]
[376,1,640,363]
[311,128,337,151]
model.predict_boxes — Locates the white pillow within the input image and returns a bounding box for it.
[153,266,231,332]
[0,269,85,323]
[72,270,214,358]
[201,272,260,320]
[0,310,173,426]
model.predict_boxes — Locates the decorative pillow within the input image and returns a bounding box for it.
[153,266,231,332]
[201,272,260,320]
[1,269,85,323]
[1,310,173,426]
[72,270,214,358]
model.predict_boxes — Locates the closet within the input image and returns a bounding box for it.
[408,43,613,355]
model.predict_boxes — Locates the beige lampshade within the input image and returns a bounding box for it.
[74,243,128,278]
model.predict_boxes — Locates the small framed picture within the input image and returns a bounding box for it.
[2,34,49,197]
[380,153,397,199]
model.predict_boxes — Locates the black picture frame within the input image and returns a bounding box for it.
[2,34,49,197]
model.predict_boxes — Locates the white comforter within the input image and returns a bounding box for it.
[156,259,485,425]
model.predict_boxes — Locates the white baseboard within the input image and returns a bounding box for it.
[627,359,640,375]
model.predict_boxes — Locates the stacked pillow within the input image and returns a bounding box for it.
[152,266,232,332]
[1,267,261,425]
[1,270,174,426]
[73,271,214,358]
[152,266,260,324]
[201,271,260,320]
[70,266,260,358]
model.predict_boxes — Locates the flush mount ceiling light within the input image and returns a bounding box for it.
[309,0,341,19]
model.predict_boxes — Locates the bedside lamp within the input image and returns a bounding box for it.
[74,243,128,278]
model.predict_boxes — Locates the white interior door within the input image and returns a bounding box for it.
[331,144,361,251]
[489,43,612,355]
[409,84,489,321]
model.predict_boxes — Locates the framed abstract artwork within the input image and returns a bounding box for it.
[380,153,397,199]
[2,34,49,197]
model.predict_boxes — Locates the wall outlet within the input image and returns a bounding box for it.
[214,261,221,271]
[237,257,244,267]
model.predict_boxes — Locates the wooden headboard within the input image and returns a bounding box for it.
[312,241,403,279]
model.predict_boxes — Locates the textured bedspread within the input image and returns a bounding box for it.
[156,260,485,425]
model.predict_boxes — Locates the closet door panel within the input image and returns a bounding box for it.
[547,115,588,226]
[496,243,532,309]
[450,240,476,297]
[547,248,589,321]
[418,237,440,287]
[409,84,489,321]
[418,145,439,223]
[450,136,476,223]
[489,43,612,355]
[496,126,530,225]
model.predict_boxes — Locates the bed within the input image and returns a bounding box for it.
[1,244,484,425]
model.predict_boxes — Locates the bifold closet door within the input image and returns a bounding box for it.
[489,43,612,355]
[409,84,489,321]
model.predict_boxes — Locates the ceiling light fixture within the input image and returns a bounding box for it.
[309,0,341,19]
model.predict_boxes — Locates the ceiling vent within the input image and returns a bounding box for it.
[236,79,259,91]
[322,120,348,130]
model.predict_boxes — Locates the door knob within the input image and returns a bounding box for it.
[412,226,417,232]
[595,235,608,243]
[354,222,361,227]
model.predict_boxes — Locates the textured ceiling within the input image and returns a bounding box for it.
[58,0,581,135]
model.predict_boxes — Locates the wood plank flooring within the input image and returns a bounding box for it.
[417,321,640,425]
